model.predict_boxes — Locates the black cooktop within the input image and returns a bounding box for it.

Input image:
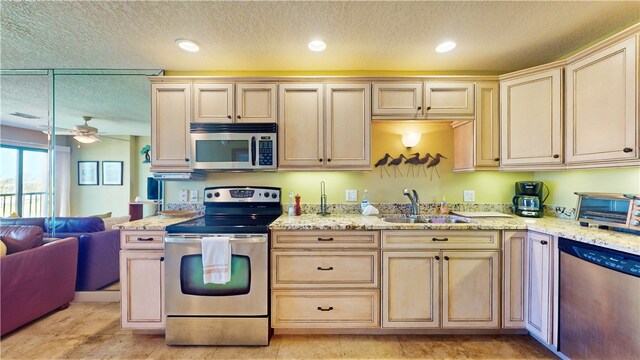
[166,214,280,234]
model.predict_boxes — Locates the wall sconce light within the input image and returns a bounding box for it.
[402,132,421,148]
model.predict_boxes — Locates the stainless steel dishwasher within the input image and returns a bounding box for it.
[558,238,640,360]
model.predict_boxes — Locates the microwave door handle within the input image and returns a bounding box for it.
[251,136,257,166]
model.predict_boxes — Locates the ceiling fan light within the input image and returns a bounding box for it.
[176,39,200,52]
[74,135,98,144]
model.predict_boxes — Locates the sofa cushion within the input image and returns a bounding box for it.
[0,226,44,255]
[0,217,46,230]
[45,217,105,233]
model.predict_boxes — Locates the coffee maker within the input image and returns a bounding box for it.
[513,181,549,218]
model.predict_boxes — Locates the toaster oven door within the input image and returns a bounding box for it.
[577,195,631,226]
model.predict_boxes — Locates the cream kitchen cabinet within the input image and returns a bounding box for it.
[372,82,423,116]
[120,229,166,330]
[424,82,475,119]
[150,83,191,171]
[278,83,370,169]
[193,82,277,123]
[382,230,500,329]
[502,230,526,329]
[452,82,500,171]
[270,230,380,329]
[565,34,638,165]
[500,68,563,168]
[525,231,554,345]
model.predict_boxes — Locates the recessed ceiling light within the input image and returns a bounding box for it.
[308,40,327,52]
[176,39,200,52]
[435,41,456,53]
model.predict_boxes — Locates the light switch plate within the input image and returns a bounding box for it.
[346,189,358,202]
[189,190,199,202]
[463,190,475,202]
[180,189,189,202]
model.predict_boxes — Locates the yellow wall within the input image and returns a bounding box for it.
[165,122,533,206]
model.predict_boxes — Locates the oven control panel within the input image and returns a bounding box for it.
[204,187,280,203]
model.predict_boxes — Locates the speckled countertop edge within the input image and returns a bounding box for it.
[113,216,194,230]
[270,214,640,255]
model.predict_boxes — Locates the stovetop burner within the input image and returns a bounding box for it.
[165,186,282,234]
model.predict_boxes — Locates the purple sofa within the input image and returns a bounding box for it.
[0,217,120,291]
[0,225,78,336]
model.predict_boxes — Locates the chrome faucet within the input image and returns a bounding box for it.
[403,188,420,216]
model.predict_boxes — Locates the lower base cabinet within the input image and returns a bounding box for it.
[120,250,165,330]
[382,250,499,329]
[525,231,555,345]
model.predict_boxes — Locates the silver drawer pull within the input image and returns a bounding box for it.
[317,266,334,271]
[432,237,449,242]
[137,237,155,241]
[317,237,334,242]
[317,306,334,312]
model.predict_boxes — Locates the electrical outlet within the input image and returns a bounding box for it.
[180,189,189,202]
[346,189,358,202]
[189,190,199,203]
[463,190,475,202]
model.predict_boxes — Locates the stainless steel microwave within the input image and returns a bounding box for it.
[190,123,277,171]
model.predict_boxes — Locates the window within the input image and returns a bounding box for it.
[0,145,49,217]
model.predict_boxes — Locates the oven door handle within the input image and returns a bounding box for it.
[165,236,267,244]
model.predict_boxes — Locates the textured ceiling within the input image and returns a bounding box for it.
[1,1,639,73]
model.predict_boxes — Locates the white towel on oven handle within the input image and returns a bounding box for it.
[201,236,231,284]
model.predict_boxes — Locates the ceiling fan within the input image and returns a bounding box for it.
[39,116,128,144]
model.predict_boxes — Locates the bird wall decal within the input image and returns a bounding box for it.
[426,153,447,180]
[404,152,421,177]
[387,154,407,177]
[374,153,392,178]
[416,153,433,177]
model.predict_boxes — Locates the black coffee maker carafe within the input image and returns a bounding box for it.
[512,181,549,218]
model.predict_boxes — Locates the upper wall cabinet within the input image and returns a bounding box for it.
[565,35,638,165]
[453,82,500,172]
[150,83,191,171]
[372,81,475,120]
[424,82,475,119]
[278,83,371,170]
[500,68,563,169]
[372,82,423,117]
[193,82,277,123]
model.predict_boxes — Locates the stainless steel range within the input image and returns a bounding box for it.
[164,186,281,345]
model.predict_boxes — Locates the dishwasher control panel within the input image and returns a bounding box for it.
[559,238,640,277]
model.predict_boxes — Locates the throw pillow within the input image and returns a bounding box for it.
[8,212,20,218]
[0,239,6,256]
[90,212,112,219]
[102,215,131,230]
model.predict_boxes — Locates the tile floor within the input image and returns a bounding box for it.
[1,303,557,359]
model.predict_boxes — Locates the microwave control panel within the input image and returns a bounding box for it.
[258,139,273,166]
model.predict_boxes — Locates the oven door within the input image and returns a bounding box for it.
[165,234,268,316]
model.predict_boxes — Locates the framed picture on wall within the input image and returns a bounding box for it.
[102,161,123,186]
[78,161,99,186]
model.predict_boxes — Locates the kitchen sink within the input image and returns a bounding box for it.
[380,215,472,224]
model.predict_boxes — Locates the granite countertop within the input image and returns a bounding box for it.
[113,215,196,231]
[270,214,640,255]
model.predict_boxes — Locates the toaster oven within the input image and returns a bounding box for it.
[575,192,640,231]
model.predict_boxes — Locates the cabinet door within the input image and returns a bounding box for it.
[278,83,324,168]
[442,250,499,329]
[236,83,277,123]
[500,69,563,167]
[382,251,440,328]
[566,36,638,163]
[525,231,553,344]
[475,82,500,167]
[193,83,234,123]
[325,83,371,168]
[424,82,475,118]
[151,83,191,168]
[372,82,423,116]
[503,231,526,329]
[120,250,164,330]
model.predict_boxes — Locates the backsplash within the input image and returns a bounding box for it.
[164,201,577,219]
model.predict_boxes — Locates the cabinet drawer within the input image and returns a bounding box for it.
[271,230,379,249]
[271,251,379,289]
[382,230,499,250]
[121,230,165,249]
[271,290,379,328]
